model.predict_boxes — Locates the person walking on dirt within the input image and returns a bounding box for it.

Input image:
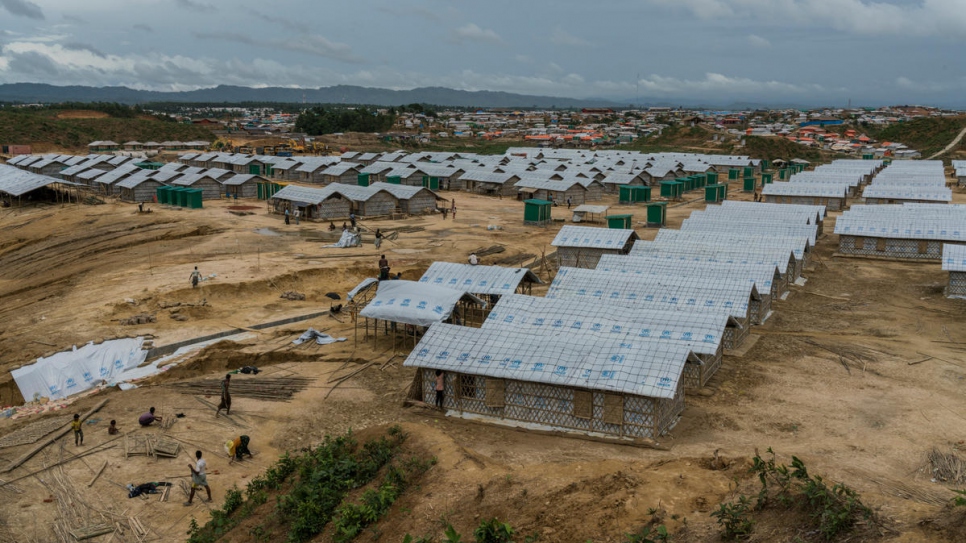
[284,208,290,225]
[451,201,457,220]
[184,450,211,506]
[378,255,390,280]
[566,196,572,209]
[374,229,383,249]
[349,212,356,229]
[189,266,201,288]
[215,374,231,417]
[434,370,445,409]
[71,414,83,446]
[294,208,300,225]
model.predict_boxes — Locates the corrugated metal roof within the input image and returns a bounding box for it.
[552,225,637,249]
[403,322,694,399]
[942,244,966,272]
[269,185,336,205]
[458,170,519,184]
[418,262,542,295]
[115,170,157,189]
[0,164,65,197]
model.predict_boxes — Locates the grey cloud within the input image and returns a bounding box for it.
[245,10,311,33]
[450,23,503,45]
[0,0,44,20]
[175,0,215,13]
[6,50,60,76]
[62,42,106,58]
[549,27,593,47]
[194,31,365,64]
[61,13,87,25]
[133,24,154,33]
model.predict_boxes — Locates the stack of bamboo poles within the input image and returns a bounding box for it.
[169,377,313,401]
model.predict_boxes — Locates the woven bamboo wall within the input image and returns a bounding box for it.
[556,247,618,269]
[316,197,351,219]
[402,193,436,214]
[838,235,947,261]
[764,195,844,211]
[948,271,966,298]
[360,193,398,216]
[420,369,682,438]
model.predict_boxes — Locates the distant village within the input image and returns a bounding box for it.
[153,103,960,158]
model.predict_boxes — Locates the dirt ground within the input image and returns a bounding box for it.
[1,181,966,542]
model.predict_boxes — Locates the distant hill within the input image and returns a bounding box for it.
[865,116,966,158]
[0,83,621,109]
[0,109,214,151]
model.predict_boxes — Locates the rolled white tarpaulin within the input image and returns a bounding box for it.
[11,338,146,402]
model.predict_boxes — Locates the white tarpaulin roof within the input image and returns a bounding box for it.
[418,262,541,295]
[403,323,694,399]
[572,204,609,214]
[942,244,966,272]
[630,241,795,275]
[546,266,756,320]
[12,338,147,401]
[552,225,637,249]
[483,294,726,355]
[359,280,485,327]
[596,254,777,295]
[347,278,379,300]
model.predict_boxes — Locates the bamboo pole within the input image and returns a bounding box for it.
[2,399,108,474]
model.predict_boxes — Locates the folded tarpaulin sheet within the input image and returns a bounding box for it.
[11,338,146,401]
[323,230,361,248]
[292,328,347,345]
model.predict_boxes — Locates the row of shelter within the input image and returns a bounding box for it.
[860,160,951,204]
[360,200,826,441]
[762,159,885,210]
[5,153,269,202]
[178,149,762,205]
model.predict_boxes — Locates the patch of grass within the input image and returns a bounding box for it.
[187,425,428,543]
[711,448,879,542]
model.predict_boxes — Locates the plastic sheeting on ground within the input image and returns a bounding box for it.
[324,230,362,248]
[292,328,347,345]
[12,338,146,401]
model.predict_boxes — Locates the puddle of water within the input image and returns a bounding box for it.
[254,227,281,236]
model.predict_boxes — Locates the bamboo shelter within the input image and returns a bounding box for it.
[404,323,693,439]
[356,280,487,352]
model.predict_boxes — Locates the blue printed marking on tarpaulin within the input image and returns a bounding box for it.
[532,363,545,372]
[417,301,427,309]
[509,360,522,370]
[554,366,567,376]
[400,298,411,307]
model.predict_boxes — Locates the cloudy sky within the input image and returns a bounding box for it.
[0,0,964,107]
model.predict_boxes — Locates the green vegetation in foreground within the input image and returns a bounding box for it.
[864,115,966,158]
[0,104,214,149]
[187,425,435,543]
[711,448,879,541]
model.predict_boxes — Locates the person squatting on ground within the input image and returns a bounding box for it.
[108,420,119,435]
[216,374,231,417]
[184,450,211,506]
[226,435,253,464]
[72,414,83,446]
[139,407,162,426]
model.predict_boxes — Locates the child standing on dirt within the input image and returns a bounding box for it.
[71,414,83,446]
